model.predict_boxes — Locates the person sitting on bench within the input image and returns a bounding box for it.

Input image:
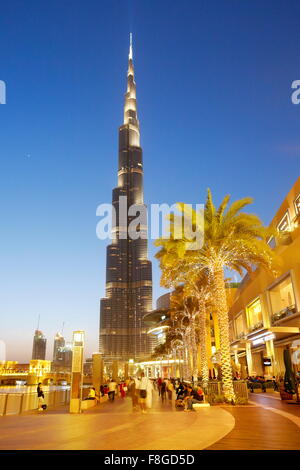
[184,386,204,411]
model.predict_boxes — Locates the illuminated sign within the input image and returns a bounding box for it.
[263,357,272,366]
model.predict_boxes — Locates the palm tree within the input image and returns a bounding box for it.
[170,287,197,380]
[156,190,277,401]
[161,258,211,385]
[184,273,211,389]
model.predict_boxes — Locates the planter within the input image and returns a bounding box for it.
[279,389,294,401]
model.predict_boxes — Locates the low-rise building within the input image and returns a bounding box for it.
[229,177,300,378]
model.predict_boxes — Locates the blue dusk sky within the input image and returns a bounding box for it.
[0,0,299,362]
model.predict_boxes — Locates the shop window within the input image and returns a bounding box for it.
[267,236,276,249]
[235,313,246,338]
[269,275,297,324]
[294,194,300,215]
[277,211,291,232]
[247,298,263,332]
[229,322,234,342]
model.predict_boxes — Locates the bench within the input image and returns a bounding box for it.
[193,402,210,409]
[81,394,109,410]
[81,399,97,410]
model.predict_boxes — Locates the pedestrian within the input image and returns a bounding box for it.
[134,376,140,408]
[272,376,279,392]
[157,377,162,396]
[139,372,149,413]
[119,381,126,398]
[87,387,97,401]
[176,381,185,399]
[185,385,203,411]
[146,379,154,410]
[161,379,167,403]
[183,385,194,411]
[167,380,174,404]
[108,379,117,401]
[37,382,45,411]
[129,377,138,410]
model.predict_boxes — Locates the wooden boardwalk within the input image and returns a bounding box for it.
[207,394,300,450]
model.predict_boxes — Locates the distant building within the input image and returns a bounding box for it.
[156,293,171,310]
[61,342,72,369]
[51,340,72,372]
[53,332,65,364]
[143,294,171,346]
[83,358,93,376]
[29,359,51,376]
[32,330,47,360]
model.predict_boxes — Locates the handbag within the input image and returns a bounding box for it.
[140,389,147,399]
[123,386,128,392]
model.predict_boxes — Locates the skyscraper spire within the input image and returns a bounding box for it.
[124,33,139,146]
[100,37,154,364]
[129,32,133,60]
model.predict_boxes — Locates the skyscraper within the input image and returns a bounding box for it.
[53,332,65,364]
[100,36,154,363]
[32,329,47,360]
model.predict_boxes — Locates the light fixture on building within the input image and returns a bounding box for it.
[252,332,275,345]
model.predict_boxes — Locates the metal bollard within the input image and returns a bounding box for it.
[2,394,8,416]
[19,394,24,414]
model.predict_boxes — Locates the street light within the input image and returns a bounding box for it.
[69,330,85,413]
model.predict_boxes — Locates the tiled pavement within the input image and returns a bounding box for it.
[0,391,299,450]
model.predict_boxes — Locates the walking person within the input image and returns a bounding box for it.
[167,380,174,404]
[160,379,167,403]
[37,382,45,411]
[157,377,162,397]
[119,381,126,398]
[108,379,117,402]
[139,372,149,413]
[129,377,138,411]
[146,379,154,410]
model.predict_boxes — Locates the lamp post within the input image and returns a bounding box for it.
[290,342,300,404]
[69,330,85,413]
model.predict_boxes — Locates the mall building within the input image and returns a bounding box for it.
[229,177,300,378]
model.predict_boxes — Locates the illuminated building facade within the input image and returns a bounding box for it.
[53,332,65,363]
[229,177,300,378]
[100,36,153,362]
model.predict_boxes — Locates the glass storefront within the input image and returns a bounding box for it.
[277,210,291,232]
[294,194,300,215]
[269,275,296,323]
[247,298,263,331]
[235,313,246,338]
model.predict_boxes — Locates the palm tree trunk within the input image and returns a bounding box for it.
[213,268,235,402]
[184,328,192,381]
[199,302,209,389]
[190,317,198,382]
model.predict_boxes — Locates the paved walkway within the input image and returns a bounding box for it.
[0,393,234,450]
[0,391,300,450]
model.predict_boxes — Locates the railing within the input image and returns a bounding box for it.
[271,305,297,325]
[236,331,246,340]
[0,388,70,416]
[199,380,248,401]
[247,380,275,391]
[248,321,264,333]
